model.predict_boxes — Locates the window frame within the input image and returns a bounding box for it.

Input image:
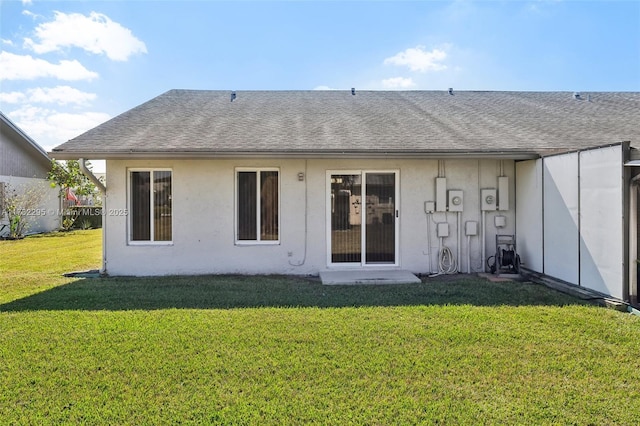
[235,167,280,245]
[127,168,173,245]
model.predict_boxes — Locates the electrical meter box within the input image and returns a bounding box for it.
[448,190,464,212]
[481,188,497,211]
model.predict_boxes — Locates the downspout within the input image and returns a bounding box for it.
[79,158,107,275]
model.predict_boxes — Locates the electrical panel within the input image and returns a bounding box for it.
[448,190,464,212]
[481,188,497,211]
[424,201,435,214]
[495,215,506,228]
[498,176,509,211]
[437,222,449,238]
[436,178,447,212]
[465,221,478,236]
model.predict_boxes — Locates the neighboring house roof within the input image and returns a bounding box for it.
[50,90,640,160]
[1,111,52,176]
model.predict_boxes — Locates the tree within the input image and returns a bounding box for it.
[47,160,97,201]
[0,181,48,239]
[47,160,99,231]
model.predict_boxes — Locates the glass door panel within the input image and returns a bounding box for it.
[364,173,395,264]
[330,174,362,263]
[329,171,397,266]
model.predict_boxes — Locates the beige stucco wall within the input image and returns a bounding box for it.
[104,158,516,276]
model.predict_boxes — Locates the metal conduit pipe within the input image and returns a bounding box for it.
[467,234,471,274]
[457,212,461,273]
[481,210,486,272]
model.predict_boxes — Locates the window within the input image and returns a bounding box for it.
[129,170,172,243]
[236,168,279,243]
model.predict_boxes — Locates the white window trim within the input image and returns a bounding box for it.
[235,167,280,245]
[127,168,173,245]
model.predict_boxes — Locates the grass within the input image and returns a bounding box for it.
[0,229,101,304]
[1,231,640,424]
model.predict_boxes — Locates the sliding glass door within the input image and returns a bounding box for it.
[328,171,398,266]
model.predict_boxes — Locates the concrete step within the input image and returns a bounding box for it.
[319,270,421,285]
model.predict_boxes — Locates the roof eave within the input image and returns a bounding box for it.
[49,149,544,161]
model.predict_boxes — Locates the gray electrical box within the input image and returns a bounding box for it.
[481,188,497,211]
[448,190,463,212]
[465,221,478,236]
[424,201,435,214]
[498,176,509,211]
[436,178,447,212]
[437,222,449,238]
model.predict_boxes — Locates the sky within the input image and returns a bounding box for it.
[1,0,639,173]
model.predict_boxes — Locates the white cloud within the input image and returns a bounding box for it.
[8,105,110,150]
[0,51,99,81]
[22,0,33,5]
[384,45,448,72]
[1,39,14,46]
[313,85,339,90]
[24,11,147,61]
[381,77,415,89]
[0,91,27,104]
[1,86,96,107]
[27,86,97,106]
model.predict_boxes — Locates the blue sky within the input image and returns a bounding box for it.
[1,0,639,172]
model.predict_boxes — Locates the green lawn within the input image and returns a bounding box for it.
[1,231,639,424]
[0,229,101,304]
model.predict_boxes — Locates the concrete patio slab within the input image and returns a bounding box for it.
[477,272,522,283]
[319,270,422,285]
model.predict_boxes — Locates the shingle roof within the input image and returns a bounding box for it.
[1,111,51,164]
[50,90,640,159]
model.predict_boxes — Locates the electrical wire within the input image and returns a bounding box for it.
[438,238,457,274]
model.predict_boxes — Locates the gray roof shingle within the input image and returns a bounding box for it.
[50,90,640,159]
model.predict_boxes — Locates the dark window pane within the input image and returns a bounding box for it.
[260,171,278,240]
[331,174,361,263]
[365,173,395,263]
[238,172,257,240]
[154,171,172,241]
[131,171,150,241]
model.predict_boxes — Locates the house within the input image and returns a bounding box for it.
[50,90,640,303]
[1,111,60,236]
